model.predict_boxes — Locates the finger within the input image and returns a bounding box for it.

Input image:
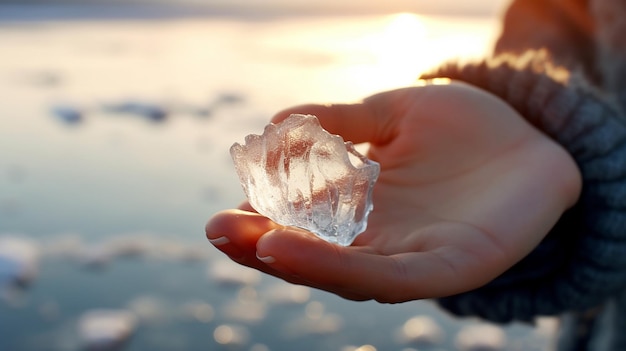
[206,210,371,300]
[271,104,379,144]
[256,228,497,302]
[205,209,279,260]
[205,210,298,278]
[271,87,422,145]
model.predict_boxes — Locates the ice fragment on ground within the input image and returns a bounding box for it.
[102,100,168,122]
[395,315,444,347]
[181,300,214,323]
[455,324,507,351]
[213,324,250,347]
[282,300,343,337]
[230,114,379,246]
[222,298,267,323]
[341,346,377,351]
[208,259,261,287]
[51,104,83,124]
[78,309,137,351]
[264,282,310,305]
[249,344,270,351]
[0,236,40,289]
[283,312,344,337]
[126,295,168,325]
[534,317,559,339]
[78,246,114,269]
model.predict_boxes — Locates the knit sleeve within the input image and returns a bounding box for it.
[420,50,626,323]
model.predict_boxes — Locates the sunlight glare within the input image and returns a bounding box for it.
[351,13,428,89]
[350,12,496,93]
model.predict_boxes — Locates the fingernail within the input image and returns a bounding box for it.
[208,236,230,246]
[256,253,276,264]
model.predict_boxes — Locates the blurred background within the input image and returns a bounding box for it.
[0,1,558,350]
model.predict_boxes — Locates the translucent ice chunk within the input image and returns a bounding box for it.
[230,114,380,246]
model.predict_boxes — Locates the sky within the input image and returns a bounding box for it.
[0,0,512,17]
[175,0,512,16]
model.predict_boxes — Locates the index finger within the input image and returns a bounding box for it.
[271,87,423,145]
[255,225,503,302]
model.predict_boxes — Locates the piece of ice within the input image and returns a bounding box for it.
[78,309,137,351]
[208,259,262,287]
[0,236,40,289]
[181,300,215,323]
[102,100,168,122]
[395,316,444,347]
[51,104,83,125]
[265,283,311,305]
[230,114,379,246]
[213,324,250,346]
[455,324,507,351]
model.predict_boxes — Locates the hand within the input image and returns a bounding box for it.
[206,80,581,302]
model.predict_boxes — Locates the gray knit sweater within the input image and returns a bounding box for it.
[420,1,626,350]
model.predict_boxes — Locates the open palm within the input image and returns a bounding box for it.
[206,80,581,302]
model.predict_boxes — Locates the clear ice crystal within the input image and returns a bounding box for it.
[230,114,380,246]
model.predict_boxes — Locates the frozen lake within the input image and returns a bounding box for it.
[0,4,556,351]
